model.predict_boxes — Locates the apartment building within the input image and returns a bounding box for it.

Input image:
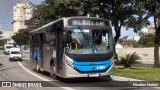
[13,2,33,33]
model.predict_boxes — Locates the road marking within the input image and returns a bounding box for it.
[17,61,76,90]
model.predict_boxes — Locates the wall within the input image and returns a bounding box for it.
[116,48,159,60]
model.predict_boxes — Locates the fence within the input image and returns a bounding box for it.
[116,48,159,60]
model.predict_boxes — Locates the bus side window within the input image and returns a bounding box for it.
[44,29,56,47]
[33,34,40,47]
[102,32,109,46]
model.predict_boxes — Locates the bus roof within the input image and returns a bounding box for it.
[30,17,65,34]
[30,16,109,34]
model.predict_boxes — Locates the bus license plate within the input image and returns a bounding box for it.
[89,73,99,77]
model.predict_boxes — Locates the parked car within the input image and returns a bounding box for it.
[9,48,22,61]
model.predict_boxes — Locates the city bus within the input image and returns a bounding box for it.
[30,17,114,79]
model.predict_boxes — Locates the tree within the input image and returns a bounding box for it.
[29,0,138,44]
[0,39,6,46]
[26,0,79,29]
[135,0,160,66]
[12,29,30,48]
[133,34,155,47]
[138,34,155,47]
[27,0,144,59]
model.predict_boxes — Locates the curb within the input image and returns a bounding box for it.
[111,75,143,81]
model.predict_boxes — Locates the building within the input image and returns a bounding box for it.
[122,36,134,48]
[118,35,140,48]
[0,30,14,40]
[13,2,33,33]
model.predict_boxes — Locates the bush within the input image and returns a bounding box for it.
[119,52,141,68]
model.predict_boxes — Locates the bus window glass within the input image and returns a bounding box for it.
[33,35,40,47]
[66,29,113,54]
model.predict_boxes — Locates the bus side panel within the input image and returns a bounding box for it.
[43,46,53,72]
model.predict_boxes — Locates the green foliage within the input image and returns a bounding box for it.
[138,34,155,47]
[132,41,141,48]
[27,0,79,29]
[28,0,138,43]
[0,39,6,50]
[135,0,160,66]
[115,66,160,81]
[0,39,6,46]
[12,29,30,46]
[132,34,155,48]
[118,52,141,68]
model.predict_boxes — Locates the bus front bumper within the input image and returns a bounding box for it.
[62,63,114,78]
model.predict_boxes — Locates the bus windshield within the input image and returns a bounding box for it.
[65,28,113,54]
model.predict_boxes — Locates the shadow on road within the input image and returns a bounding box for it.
[0,63,3,66]
[35,70,113,83]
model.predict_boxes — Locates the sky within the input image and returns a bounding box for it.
[0,0,152,37]
[0,0,43,31]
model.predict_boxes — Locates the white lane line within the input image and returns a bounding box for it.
[17,61,76,90]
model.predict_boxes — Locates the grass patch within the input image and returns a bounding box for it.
[114,65,160,81]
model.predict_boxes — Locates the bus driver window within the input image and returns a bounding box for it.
[102,33,109,46]
[66,31,81,51]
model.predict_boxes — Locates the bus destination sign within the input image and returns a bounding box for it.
[68,19,108,26]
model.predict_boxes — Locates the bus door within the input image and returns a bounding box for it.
[56,28,63,73]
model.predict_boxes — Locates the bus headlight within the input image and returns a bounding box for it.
[66,60,74,68]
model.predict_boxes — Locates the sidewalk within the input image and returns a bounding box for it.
[134,60,154,67]
[111,75,143,81]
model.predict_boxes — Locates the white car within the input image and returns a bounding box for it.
[9,48,22,61]
[4,44,14,55]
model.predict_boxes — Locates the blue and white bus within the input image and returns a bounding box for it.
[30,17,114,79]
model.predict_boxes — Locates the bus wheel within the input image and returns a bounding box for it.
[35,61,40,73]
[50,63,57,79]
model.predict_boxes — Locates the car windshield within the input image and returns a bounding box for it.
[6,46,13,49]
[65,28,113,54]
[11,51,20,54]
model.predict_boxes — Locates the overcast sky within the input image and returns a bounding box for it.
[0,0,43,31]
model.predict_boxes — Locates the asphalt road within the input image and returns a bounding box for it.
[0,50,158,90]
